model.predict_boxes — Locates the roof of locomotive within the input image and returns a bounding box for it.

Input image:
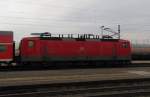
[21,36,130,43]
[21,32,130,42]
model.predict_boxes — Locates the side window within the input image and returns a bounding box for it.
[0,45,6,52]
[28,41,34,48]
[122,42,129,48]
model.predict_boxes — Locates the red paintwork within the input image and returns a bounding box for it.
[117,40,131,58]
[0,31,13,62]
[20,37,131,62]
[0,35,13,43]
[20,38,41,59]
[0,43,13,61]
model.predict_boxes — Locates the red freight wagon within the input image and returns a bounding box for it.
[0,31,14,63]
[19,33,131,63]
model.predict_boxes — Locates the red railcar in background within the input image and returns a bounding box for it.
[0,31,14,64]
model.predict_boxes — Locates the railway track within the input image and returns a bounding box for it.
[0,78,150,97]
[0,61,150,71]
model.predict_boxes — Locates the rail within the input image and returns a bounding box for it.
[0,78,150,97]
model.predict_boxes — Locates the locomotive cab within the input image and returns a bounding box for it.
[119,40,131,62]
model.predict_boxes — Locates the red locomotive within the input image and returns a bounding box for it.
[20,33,131,63]
[0,28,132,66]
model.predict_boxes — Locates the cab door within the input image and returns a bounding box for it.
[112,43,117,59]
[27,40,36,56]
[102,42,117,60]
[26,40,41,61]
[41,40,49,62]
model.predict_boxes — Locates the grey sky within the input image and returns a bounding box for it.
[0,0,150,43]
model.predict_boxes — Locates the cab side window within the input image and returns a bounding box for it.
[122,42,129,48]
[28,41,34,48]
[0,44,6,52]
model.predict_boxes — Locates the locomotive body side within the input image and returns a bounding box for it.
[19,37,131,64]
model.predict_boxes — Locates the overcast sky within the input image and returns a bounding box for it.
[0,0,150,43]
